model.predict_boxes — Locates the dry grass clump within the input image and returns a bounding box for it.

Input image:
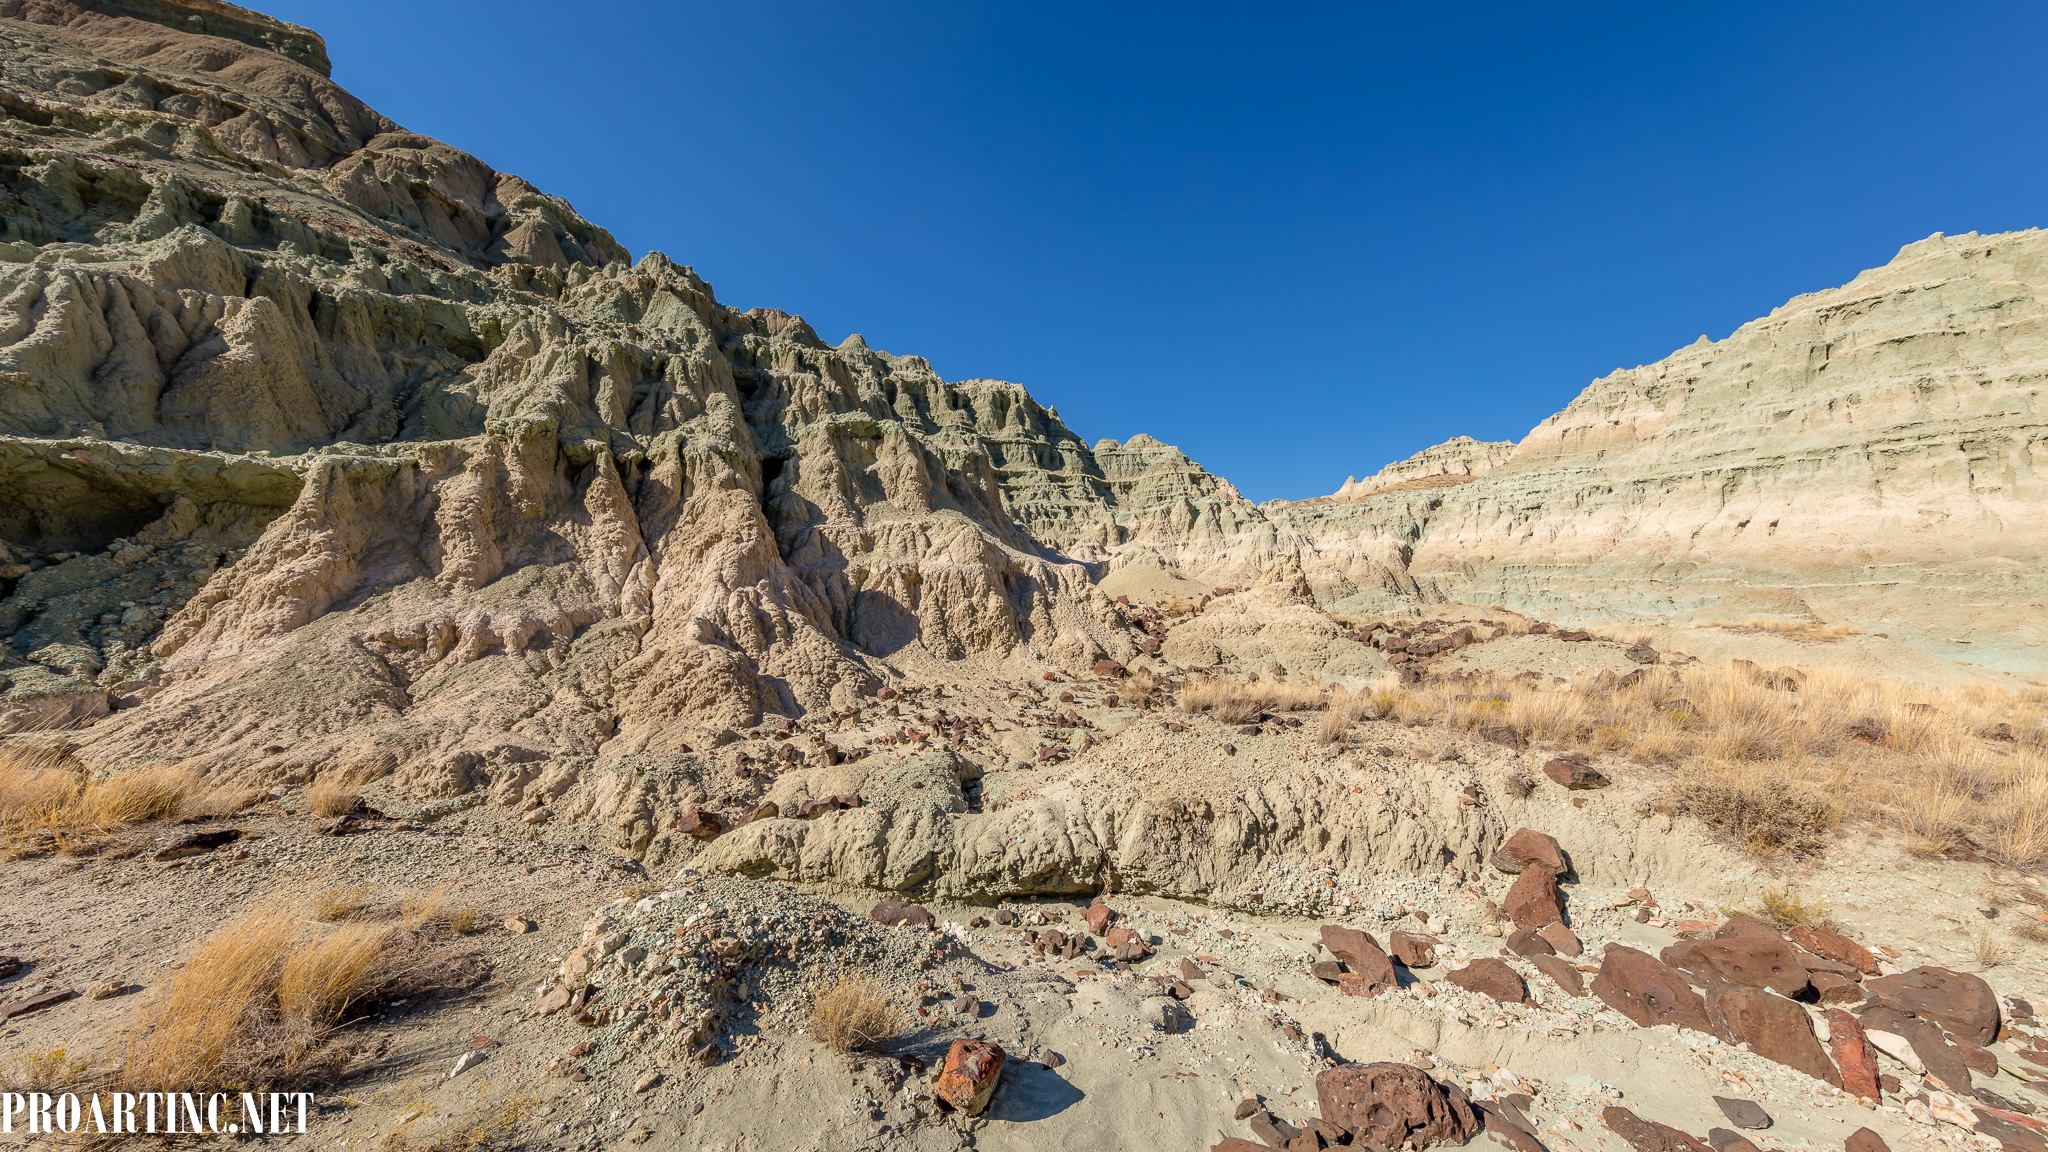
[121,889,480,1091]
[0,747,201,852]
[809,974,902,1053]
[314,882,378,922]
[1312,658,2048,865]
[1317,680,1401,743]
[1116,666,1161,708]
[1,1047,92,1092]
[1701,618,1864,641]
[309,772,363,817]
[1973,925,2015,969]
[1754,885,1833,931]
[1179,675,1327,724]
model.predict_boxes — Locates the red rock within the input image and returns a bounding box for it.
[1858,1005,1973,1092]
[1788,924,1878,975]
[869,898,934,928]
[1592,945,1716,1033]
[1807,971,1863,1006]
[1316,1063,1480,1148]
[1708,984,1840,1086]
[1714,914,1782,941]
[1536,922,1582,957]
[1504,865,1566,930]
[1320,924,1396,994]
[1309,959,1345,984]
[1601,1106,1711,1152]
[1084,899,1114,936]
[1388,930,1438,968]
[1661,936,1811,998]
[1862,965,2000,1045]
[1843,1128,1890,1152]
[1827,1008,1881,1101]
[934,1039,1005,1116]
[1091,659,1126,678]
[675,808,725,838]
[1105,926,1151,962]
[1506,927,1555,958]
[1492,828,1567,875]
[1477,1101,1550,1152]
[1541,754,1609,790]
[1529,953,1585,997]
[1446,958,1531,1006]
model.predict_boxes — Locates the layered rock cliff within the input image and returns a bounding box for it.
[2,0,2043,803]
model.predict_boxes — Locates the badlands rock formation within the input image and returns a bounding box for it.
[1293,235,2048,671]
[2,0,2044,824]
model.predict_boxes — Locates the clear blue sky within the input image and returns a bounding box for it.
[259,1,2048,501]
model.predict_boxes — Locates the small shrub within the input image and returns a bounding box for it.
[1,1047,91,1093]
[1503,770,1537,799]
[1116,667,1160,708]
[809,974,901,1053]
[1756,886,1832,930]
[314,883,376,922]
[308,774,361,818]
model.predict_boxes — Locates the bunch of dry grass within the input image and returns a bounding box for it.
[308,772,362,817]
[0,747,200,851]
[1754,885,1832,930]
[809,974,902,1053]
[1,1047,92,1093]
[1314,659,2048,865]
[1178,676,1327,724]
[1116,666,1161,708]
[1317,680,1400,743]
[1700,618,1864,641]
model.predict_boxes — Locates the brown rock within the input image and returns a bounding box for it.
[1843,1128,1890,1152]
[1105,925,1152,962]
[1506,927,1555,957]
[1492,828,1567,875]
[1714,914,1782,942]
[1310,959,1345,984]
[1529,953,1585,997]
[1592,946,1716,1033]
[1826,1008,1881,1101]
[1084,899,1114,936]
[1315,1062,1480,1148]
[675,808,724,838]
[1541,755,1610,790]
[1662,936,1810,998]
[1503,865,1566,930]
[1212,1142,1268,1152]
[1809,970,1865,1006]
[1858,1005,1973,1092]
[1602,1106,1712,1152]
[1181,957,1208,983]
[1862,965,1999,1045]
[1247,1110,1300,1146]
[1481,725,1529,750]
[934,1039,1005,1116]
[1320,925,1396,994]
[1536,922,1582,957]
[1446,958,1531,1006]
[1389,930,1439,968]
[1708,984,1840,1086]
[1477,1100,1550,1152]
[870,897,935,928]
[1788,925,1878,975]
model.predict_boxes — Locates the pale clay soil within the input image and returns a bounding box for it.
[5,610,2046,1152]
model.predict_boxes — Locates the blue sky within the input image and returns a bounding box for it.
[261,2,2048,501]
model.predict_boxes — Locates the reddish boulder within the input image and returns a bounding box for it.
[1862,965,1999,1045]
[1601,1106,1711,1152]
[1541,754,1609,790]
[1592,946,1716,1033]
[1504,866,1566,930]
[1084,899,1115,936]
[1858,1005,1973,1092]
[1661,936,1810,998]
[1492,828,1568,875]
[1388,930,1438,969]
[870,897,935,928]
[1446,958,1530,1006]
[1810,970,1866,1006]
[1506,927,1555,958]
[1315,1063,1480,1149]
[1105,926,1151,962]
[1827,1008,1881,1101]
[1844,1129,1890,1152]
[1708,985,1841,1086]
[1714,914,1782,941]
[934,1039,1006,1116]
[1537,922,1583,957]
[1320,925,1396,994]
[676,808,725,838]
[1530,953,1585,997]
[1789,924,1878,975]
